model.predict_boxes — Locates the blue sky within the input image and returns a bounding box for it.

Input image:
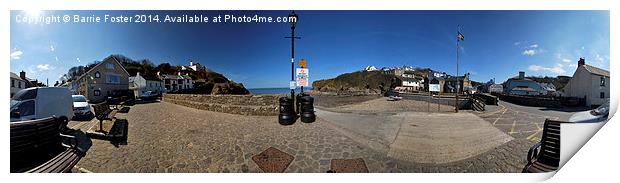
[10,10,609,88]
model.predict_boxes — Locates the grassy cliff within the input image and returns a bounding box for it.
[312,70,400,93]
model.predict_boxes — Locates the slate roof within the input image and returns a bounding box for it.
[582,64,609,77]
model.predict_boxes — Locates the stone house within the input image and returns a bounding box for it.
[74,56,130,103]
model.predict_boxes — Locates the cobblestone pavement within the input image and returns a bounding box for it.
[69,101,533,173]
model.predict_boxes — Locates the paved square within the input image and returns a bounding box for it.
[67,101,540,173]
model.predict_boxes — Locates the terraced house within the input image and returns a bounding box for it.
[74,56,130,102]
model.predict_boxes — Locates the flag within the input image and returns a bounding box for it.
[457,31,465,41]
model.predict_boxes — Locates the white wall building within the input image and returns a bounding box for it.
[159,72,194,92]
[10,72,27,98]
[563,58,610,107]
[129,72,166,98]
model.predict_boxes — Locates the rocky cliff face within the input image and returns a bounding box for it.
[312,70,401,94]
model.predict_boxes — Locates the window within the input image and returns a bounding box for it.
[94,90,101,96]
[106,75,121,84]
[600,77,606,86]
[600,92,605,99]
[95,71,101,78]
[106,63,115,70]
[11,80,15,87]
[18,81,22,88]
[14,100,35,117]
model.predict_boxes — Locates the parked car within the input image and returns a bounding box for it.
[568,100,610,123]
[10,87,74,122]
[72,95,92,118]
[140,90,158,100]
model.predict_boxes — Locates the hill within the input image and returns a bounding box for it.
[525,76,572,90]
[60,54,249,95]
[312,70,401,94]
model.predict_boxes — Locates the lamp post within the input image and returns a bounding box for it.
[279,11,301,125]
[285,11,300,99]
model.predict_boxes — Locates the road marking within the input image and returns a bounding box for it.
[509,120,517,134]
[526,129,543,142]
[480,104,506,117]
[493,108,508,125]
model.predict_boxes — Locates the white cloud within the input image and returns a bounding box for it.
[50,45,55,52]
[76,57,81,63]
[514,42,521,46]
[36,64,53,71]
[10,50,23,60]
[55,56,59,62]
[528,64,566,75]
[522,49,537,56]
[562,58,571,63]
[529,44,539,48]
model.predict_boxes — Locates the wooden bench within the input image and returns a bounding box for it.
[10,117,85,173]
[93,102,117,133]
[522,119,565,173]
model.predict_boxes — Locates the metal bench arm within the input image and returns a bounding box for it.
[59,133,78,148]
[526,142,542,164]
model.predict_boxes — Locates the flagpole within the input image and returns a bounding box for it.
[455,26,460,113]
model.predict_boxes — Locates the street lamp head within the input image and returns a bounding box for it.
[288,11,298,29]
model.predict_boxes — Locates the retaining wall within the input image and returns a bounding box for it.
[163,94,281,116]
[400,93,471,109]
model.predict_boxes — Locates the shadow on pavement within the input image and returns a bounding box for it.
[538,106,590,113]
[134,99,161,105]
[86,119,129,148]
[71,114,95,121]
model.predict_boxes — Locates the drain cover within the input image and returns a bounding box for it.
[330,158,369,173]
[252,147,294,173]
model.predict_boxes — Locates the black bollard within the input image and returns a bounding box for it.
[300,95,316,123]
[278,97,296,125]
[296,93,309,114]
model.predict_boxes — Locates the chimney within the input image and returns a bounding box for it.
[136,72,140,76]
[190,61,193,66]
[578,57,585,66]
[178,72,181,76]
[518,71,525,80]
[19,70,26,80]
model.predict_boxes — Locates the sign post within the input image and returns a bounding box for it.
[297,59,308,93]
[429,84,441,112]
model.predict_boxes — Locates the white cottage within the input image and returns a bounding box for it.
[10,72,28,97]
[563,58,610,107]
[129,72,166,98]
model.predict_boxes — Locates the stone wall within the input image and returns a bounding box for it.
[163,94,281,116]
[498,94,562,108]
[400,93,471,109]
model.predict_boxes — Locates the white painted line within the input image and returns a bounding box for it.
[492,108,508,125]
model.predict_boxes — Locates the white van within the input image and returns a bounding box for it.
[10,87,74,122]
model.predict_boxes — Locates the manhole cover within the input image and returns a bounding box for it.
[252,147,294,173]
[330,158,369,173]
